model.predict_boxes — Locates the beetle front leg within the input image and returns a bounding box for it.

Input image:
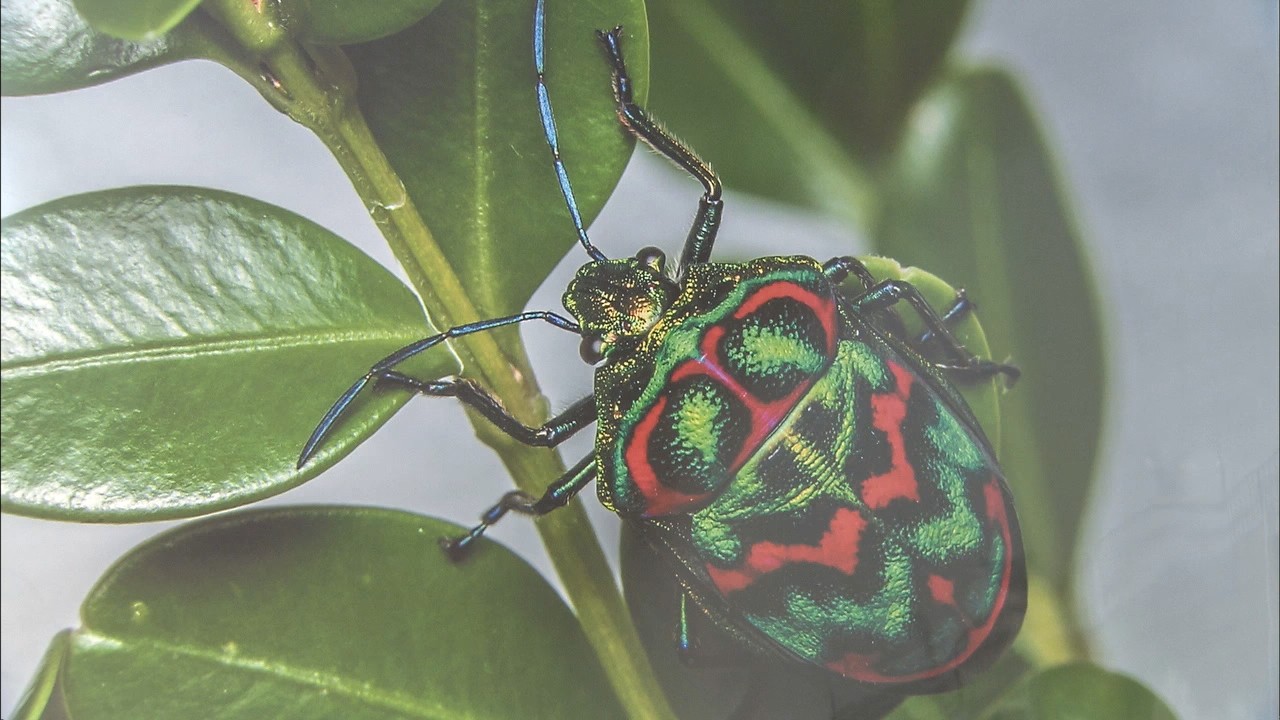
[376,371,595,448]
[441,454,597,561]
[598,27,723,269]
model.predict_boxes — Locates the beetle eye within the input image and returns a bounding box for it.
[579,334,606,365]
[635,246,666,272]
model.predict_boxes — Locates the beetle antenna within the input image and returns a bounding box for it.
[535,0,608,262]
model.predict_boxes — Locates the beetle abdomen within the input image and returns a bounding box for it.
[690,337,1025,688]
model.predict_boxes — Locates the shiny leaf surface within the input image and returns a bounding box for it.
[1,187,437,521]
[345,0,648,320]
[71,0,201,41]
[0,0,202,95]
[53,507,623,718]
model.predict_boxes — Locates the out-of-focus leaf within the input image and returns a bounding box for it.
[622,261,1005,720]
[926,662,1179,720]
[0,0,206,95]
[287,0,446,44]
[51,507,624,718]
[1,186,438,521]
[874,66,1105,596]
[345,0,648,320]
[644,0,969,216]
[1020,663,1177,720]
[71,0,201,41]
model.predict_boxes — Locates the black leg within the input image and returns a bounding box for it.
[376,372,595,448]
[297,310,582,467]
[921,289,974,342]
[598,27,723,269]
[822,256,879,291]
[441,454,597,560]
[847,278,1019,386]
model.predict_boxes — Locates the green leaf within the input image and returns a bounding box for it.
[621,263,1001,720]
[874,67,1105,597]
[71,0,201,41]
[644,0,968,217]
[10,631,72,720]
[911,662,1179,720]
[1019,663,1177,720]
[48,507,625,719]
[1,186,438,521]
[289,0,447,45]
[345,0,648,320]
[0,0,203,95]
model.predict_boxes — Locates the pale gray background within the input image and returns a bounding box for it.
[2,1,1277,718]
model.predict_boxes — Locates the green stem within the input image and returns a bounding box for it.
[194,5,676,719]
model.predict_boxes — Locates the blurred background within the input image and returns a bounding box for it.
[2,1,1276,718]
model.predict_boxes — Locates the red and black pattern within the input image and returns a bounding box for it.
[619,277,838,517]
[671,337,1024,690]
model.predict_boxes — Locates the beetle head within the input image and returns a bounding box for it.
[562,247,678,363]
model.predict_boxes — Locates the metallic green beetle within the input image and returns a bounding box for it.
[301,1,1026,693]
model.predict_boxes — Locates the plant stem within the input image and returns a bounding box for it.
[194,5,676,718]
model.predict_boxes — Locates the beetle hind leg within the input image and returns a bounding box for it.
[834,266,1020,387]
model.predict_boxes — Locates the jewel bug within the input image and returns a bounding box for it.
[299,0,1026,694]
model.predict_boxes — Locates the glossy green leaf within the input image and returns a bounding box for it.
[71,0,201,41]
[644,0,968,216]
[0,0,204,95]
[10,631,72,720]
[47,507,624,718]
[289,0,447,44]
[1,186,439,521]
[345,0,648,320]
[874,67,1104,595]
[621,262,1001,720]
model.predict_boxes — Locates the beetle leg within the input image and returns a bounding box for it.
[821,256,879,291]
[376,372,595,448]
[598,27,723,269]
[848,279,1020,386]
[441,454,597,561]
[920,289,975,344]
[673,594,769,669]
[297,310,582,467]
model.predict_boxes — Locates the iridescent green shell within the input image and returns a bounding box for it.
[589,256,1025,688]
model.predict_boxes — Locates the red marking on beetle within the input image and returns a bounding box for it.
[731,281,837,357]
[624,395,711,516]
[860,362,921,509]
[825,475,1016,684]
[624,280,842,517]
[928,575,956,607]
[706,507,868,594]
